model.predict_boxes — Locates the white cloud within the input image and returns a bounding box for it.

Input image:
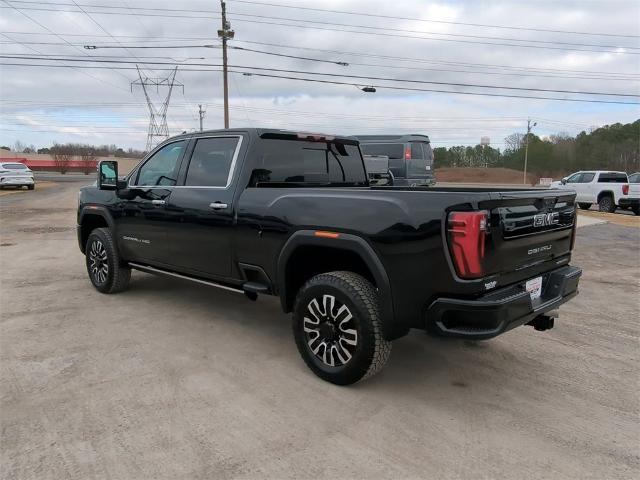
[0,0,638,150]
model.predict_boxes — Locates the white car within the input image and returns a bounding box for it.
[0,162,35,190]
[549,170,629,213]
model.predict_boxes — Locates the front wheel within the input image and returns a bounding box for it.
[292,271,391,385]
[577,203,591,210]
[632,206,640,216]
[27,184,35,190]
[85,228,131,294]
[598,196,615,213]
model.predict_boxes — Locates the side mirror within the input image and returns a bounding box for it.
[98,160,118,190]
[561,177,567,185]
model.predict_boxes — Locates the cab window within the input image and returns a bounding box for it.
[136,141,186,186]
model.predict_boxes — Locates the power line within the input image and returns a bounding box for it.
[0,0,134,90]
[3,31,638,78]
[3,55,638,97]
[6,1,634,49]
[8,0,639,40]
[3,59,638,104]
[229,0,640,39]
[2,3,638,54]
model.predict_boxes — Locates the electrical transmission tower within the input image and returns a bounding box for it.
[131,66,184,151]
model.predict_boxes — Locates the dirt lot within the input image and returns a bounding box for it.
[435,167,540,185]
[1,181,639,480]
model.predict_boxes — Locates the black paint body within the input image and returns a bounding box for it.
[78,129,581,340]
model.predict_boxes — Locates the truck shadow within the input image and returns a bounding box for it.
[130,273,528,394]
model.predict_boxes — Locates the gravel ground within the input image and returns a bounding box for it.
[1,180,638,480]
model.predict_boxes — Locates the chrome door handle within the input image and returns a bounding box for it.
[151,199,166,206]
[209,202,228,210]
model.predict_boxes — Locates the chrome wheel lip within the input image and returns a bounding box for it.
[303,294,358,367]
[88,239,109,284]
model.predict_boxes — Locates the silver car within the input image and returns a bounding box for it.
[0,162,35,190]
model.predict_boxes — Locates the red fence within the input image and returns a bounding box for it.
[3,158,98,172]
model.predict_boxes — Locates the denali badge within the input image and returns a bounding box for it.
[533,212,560,227]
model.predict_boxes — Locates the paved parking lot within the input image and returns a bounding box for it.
[1,180,639,480]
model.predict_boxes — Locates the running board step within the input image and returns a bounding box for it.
[128,262,244,294]
[242,281,269,294]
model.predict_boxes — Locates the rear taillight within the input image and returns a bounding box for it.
[447,211,489,279]
[623,184,629,195]
[404,146,411,160]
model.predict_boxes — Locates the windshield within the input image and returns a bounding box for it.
[3,163,28,170]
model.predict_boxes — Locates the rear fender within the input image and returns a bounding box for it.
[277,230,401,340]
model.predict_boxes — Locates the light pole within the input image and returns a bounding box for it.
[523,119,537,184]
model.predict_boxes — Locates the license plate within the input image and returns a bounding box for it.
[526,276,543,300]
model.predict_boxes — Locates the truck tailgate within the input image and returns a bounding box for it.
[478,189,576,284]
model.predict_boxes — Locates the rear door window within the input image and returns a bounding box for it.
[184,136,240,187]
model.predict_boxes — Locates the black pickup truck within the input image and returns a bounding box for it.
[78,129,582,385]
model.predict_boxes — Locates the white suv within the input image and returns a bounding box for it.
[549,171,628,213]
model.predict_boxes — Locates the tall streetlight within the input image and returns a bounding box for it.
[523,119,537,184]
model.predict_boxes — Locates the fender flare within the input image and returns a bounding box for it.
[78,206,116,253]
[276,230,400,340]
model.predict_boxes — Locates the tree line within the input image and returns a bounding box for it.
[433,120,640,177]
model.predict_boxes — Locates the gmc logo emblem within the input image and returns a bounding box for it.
[533,212,560,227]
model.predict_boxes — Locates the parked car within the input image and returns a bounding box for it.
[549,170,629,213]
[355,134,435,186]
[77,129,581,385]
[0,161,35,190]
[619,172,640,215]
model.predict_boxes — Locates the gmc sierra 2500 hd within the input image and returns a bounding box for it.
[78,129,582,385]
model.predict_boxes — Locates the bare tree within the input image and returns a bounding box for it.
[79,146,97,175]
[504,133,525,152]
[51,144,74,174]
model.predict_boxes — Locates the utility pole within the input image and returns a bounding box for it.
[198,104,206,131]
[523,118,537,184]
[218,1,234,129]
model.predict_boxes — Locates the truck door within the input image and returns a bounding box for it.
[117,140,187,264]
[580,172,596,202]
[164,135,243,279]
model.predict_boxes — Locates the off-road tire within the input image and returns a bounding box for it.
[292,271,391,385]
[577,203,591,210]
[85,227,131,294]
[598,195,615,213]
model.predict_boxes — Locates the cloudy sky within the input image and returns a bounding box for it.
[0,0,639,151]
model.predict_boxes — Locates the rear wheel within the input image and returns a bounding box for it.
[27,184,34,190]
[292,271,391,385]
[598,195,615,213]
[577,203,591,210]
[85,227,130,294]
[632,206,640,216]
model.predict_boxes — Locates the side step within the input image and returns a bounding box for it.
[128,262,244,294]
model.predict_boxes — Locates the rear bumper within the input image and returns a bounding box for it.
[618,198,639,208]
[0,176,34,186]
[426,265,582,339]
